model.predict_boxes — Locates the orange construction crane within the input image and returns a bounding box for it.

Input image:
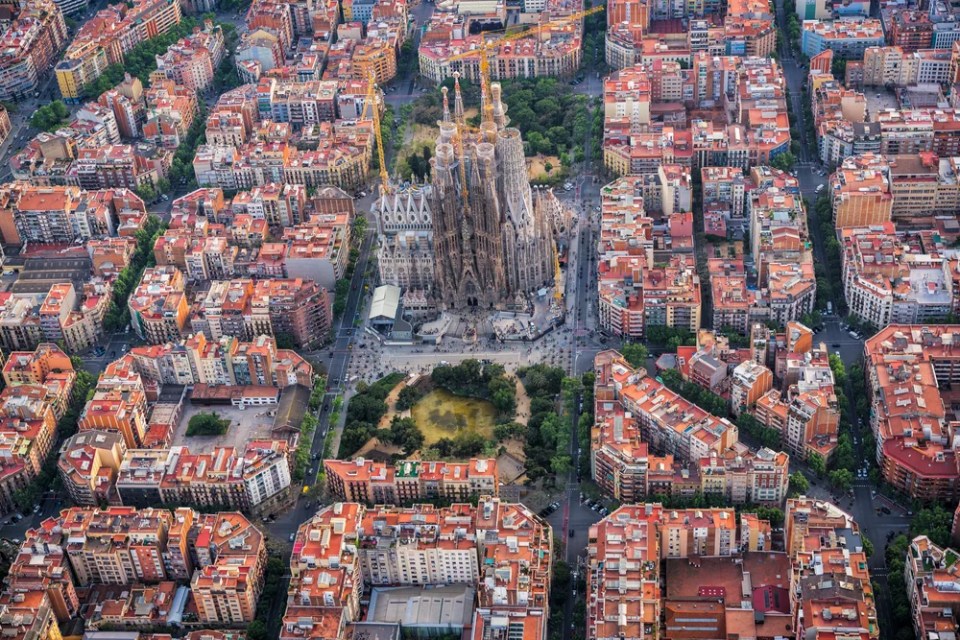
[360,70,390,193]
[444,6,605,126]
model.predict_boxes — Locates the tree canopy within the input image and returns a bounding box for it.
[30,101,69,132]
[186,412,230,436]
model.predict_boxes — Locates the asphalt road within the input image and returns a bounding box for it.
[771,3,901,636]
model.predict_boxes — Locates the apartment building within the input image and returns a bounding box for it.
[595,177,701,338]
[0,387,59,515]
[603,126,695,177]
[795,0,832,19]
[0,183,84,244]
[161,443,264,508]
[58,506,176,586]
[192,555,262,624]
[701,166,748,220]
[586,504,662,640]
[829,152,894,229]
[864,325,960,501]
[115,441,291,512]
[247,278,332,347]
[801,19,885,58]
[810,73,867,132]
[2,520,80,622]
[603,66,654,130]
[0,0,69,101]
[642,254,702,333]
[764,261,817,326]
[841,225,954,328]
[750,336,841,461]
[152,21,225,92]
[235,29,284,80]
[72,142,171,192]
[419,16,582,85]
[592,351,791,504]
[0,294,42,353]
[193,122,373,191]
[356,502,481,586]
[58,430,127,506]
[284,498,552,640]
[282,214,351,288]
[875,108,936,156]
[730,360,773,416]
[324,458,498,504]
[785,498,878,639]
[596,177,651,338]
[0,505,266,632]
[905,536,960,639]
[863,46,952,86]
[128,265,189,344]
[818,120,882,167]
[0,588,68,640]
[749,185,810,276]
[123,332,313,388]
[586,505,794,640]
[231,181,308,225]
[246,1,294,53]
[98,74,147,139]
[189,273,334,351]
[888,10,934,52]
[143,81,200,149]
[56,0,184,101]
[742,185,817,327]
[2,343,76,420]
[282,501,363,640]
[710,259,761,334]
[190,514,267,625]
[38,281,109,353]
[78,371,149,449]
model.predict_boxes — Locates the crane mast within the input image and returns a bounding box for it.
[360,70,390,194]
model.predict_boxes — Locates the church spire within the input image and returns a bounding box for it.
[453,72,465,126]
[441,86,450,123]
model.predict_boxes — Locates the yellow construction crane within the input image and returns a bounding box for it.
[444,6,605,126]
[553,240,563,302]
[360,70,390,194]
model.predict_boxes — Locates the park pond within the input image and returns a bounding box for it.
[410,388,497,444]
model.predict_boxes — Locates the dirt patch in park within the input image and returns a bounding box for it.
[528,155,562,181]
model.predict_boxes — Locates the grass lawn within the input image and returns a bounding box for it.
[410,388,497,445]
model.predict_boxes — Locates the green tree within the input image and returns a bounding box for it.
[910,506,954,548]
[808,452,826,477]
[135,184,158,203]
[828,468,853,491]
[788,471,809,495]
[831,57,847,79]
[452,430,487,457]
[755,506,785,527]
[30,101,70,131]
[770,151,797,172]
[186,412,231,436]
[387,416,424,453]
[396,385,422,411]
[621,342,649,367]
